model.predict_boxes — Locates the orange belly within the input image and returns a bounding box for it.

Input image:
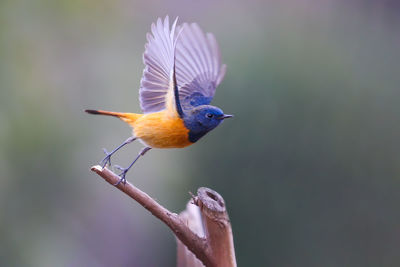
[131,111,193,148]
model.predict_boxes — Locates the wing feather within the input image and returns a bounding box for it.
[139,16,179,114]
[175,23,226,108]
[139,17,226,114]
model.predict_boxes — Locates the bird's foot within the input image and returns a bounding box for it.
[113,165,128,185]
[100,148,112,168]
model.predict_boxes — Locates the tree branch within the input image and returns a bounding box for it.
[196,188,237,267]
[90,165,213,266]
[90,165,236,267]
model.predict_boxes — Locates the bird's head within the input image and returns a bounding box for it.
[183,105,233,142]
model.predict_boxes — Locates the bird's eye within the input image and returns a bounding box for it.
[206,113,213,119]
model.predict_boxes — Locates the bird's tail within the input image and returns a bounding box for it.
[85,109,141,125]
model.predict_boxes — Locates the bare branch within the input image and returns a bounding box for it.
[90,165,213,266]
[177,188,237,267]
[197,188,237,267]
[90,165,236,267]
[177,202,206,267]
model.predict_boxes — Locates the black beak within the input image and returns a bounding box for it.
[221,114,233,119]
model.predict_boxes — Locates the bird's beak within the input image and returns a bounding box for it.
[222,114,233,119]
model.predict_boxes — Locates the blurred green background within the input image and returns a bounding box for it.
[1,0,400,266]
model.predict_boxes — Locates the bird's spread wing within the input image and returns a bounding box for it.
[175,23,226,109]
[139,16,181,116]
[139,17,226,115]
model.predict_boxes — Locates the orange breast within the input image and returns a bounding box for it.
[131,111,193,148]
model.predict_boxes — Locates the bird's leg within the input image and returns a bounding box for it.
[100,136,136,168]
[114,147,152,185]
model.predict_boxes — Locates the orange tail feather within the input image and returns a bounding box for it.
[85,109,141,125]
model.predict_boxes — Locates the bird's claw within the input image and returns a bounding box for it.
[100,148,112,168]
[114,168,128,186]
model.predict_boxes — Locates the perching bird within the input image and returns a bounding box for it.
[86,16,232,184]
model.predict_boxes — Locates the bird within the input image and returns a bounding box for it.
[86,16,232,185]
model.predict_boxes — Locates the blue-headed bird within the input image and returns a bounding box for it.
[86,16,232,184]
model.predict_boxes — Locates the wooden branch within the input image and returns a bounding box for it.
[90,165,236,267]
[177,202,206,267]
[177,188,237,267]
[196,188,237,267]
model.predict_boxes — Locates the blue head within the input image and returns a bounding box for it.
[183,105,233,143]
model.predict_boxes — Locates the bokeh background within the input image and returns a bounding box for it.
[1,0,400,266]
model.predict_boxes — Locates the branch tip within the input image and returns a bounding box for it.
[90,165,103,172]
